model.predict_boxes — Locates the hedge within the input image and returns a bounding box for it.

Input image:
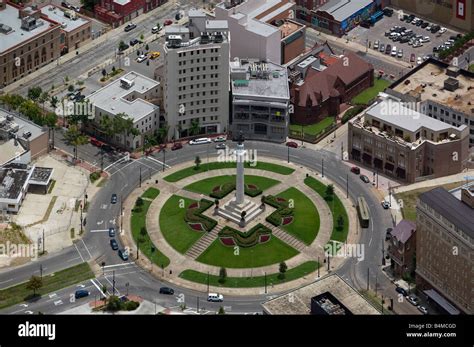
[210,183,263,199]
[219,224,272,248]
[263,195,293,227]
[184,199,217,232]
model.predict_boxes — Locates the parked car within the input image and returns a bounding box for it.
[397,49,403,58]
[109,227,115,237]
[395,286,407,296]
[136,54,147,63]
[130,38,140,46]
[159,287,175,295]
[385,44,391,54]
[61,1,70,8]
[379,43,385,52]
[410,53,416,62]
[418,305,429,314]
[215,143,226,150]
[189,137,212,145]
[214,136,226,142]
[75,290,90,299]
[171,142,183,151]
[151,26,160,34]
[118,249,129,261]
[420,22,429,28]
[439,27,447,34]
[421,36,430,42]
[164,19,173,26]
[360,175,370,183]
[407,295,420,306]
[373,40,379,49]
[286,141,298,148]
[118,43,129,52]
[111,194,118,204]
[386,228,393,241]
[207,293,224,302]
[417,57,423,65]
[110,239,118,251]
[149,51,161,59]
[381,201,390,209]
[124,23,137,32]
[350,166,360,174]
[391,46,398,56]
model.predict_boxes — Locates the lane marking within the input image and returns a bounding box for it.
[81,239,93,260]
[90,229,109,233]
[67,256,81,262]
[0,279,13,285]
[90,279,107,297]
[103,154,132,171]
[103,262,135,269]
[143,155,171,168]
[54,300,63,306]
[74,243,85,263]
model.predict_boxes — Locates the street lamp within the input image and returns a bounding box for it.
[162,148,166,172]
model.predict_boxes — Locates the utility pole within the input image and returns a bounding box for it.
[40,264,43,279]
[197,297,200,313]
[367,267,370,291]
[375,272,378,296]
[126,282,129,296]
[162,149,166,172]
[120,195,123,232]
[287,146,290,163]
[207,271,210,294]
[112,270,116,296]
[137,239,140,259]
[327,253,330,271]
[100,149,104,172]
[42,229,45,254]
[322,158,324,177]
[301,124,304,146]
[346,174,349,198]
[381,294,384,314]
[264,272,267,294]
[139,167,142,187]
[317,257,320,278]
[80,203,83,234]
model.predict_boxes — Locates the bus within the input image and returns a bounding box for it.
[357,196,370,228]
[370,11,384,25]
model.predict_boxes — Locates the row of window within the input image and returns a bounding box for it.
[178,115,219,125]
[179,106,219,116]
[178,56,218,65]
[178,48,219,58]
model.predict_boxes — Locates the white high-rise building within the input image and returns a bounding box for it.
[163,9,230,140]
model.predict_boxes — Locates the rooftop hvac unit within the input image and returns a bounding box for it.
[6,114,14,121]
[9,122,19,132]
[120,78,134,89]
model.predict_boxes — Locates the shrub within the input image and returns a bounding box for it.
[263,195,293,226]
[136,197,144,207]
[89,171,101,183]
[125,301,140,311]
[184,199,217,232]
[218,224,272,248]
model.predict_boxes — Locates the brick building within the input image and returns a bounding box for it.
[416,186,474,314]
[387,219,416,277]
[0,1,62,87]
[94,0,167,27]
[348,96,470,183]
[288,45,374,125]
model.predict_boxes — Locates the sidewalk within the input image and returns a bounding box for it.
[119,156,360,296]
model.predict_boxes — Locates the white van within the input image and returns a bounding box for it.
[189,137,212,145]
[391,46,397,56]
[207,293,224,302]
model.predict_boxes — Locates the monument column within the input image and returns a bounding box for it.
[235,141,245,205]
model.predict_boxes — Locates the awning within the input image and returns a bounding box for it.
[385,162,394,171]
[424,289,460,315]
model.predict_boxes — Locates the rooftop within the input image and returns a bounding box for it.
[261,273,380,315]
[317,0,374,22]
[87,71,159,122]
[275,19,304,39]
[0,109,46,141]
[0,3,58,54]
[40,5,89,33]
[29,166,53,185]
[418,187,474,238]
[230,60,289,100]
[391,62,474,116]
[0,139,27,167]
[391,219,416,244]
[365,100,467,134]
[0,166,31,201]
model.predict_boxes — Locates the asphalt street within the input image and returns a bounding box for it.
[0,137,420,315]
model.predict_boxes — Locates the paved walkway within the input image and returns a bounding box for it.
[119,157,360,295]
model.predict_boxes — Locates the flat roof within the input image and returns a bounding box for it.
[40,5,89,33]
[87,71,159,122]
[0,4,57,53]
[262,273,380,315]
[419,187,474,238]
[278,19,304,38]
[231,60,289,100]
[424,289,460,315]
[391,62,474,116]
[0,110,46,141]
[258,2,294,22]
[29,166,53,185]
[205,20,228,30]
[0,139,27,167]
[365,100,466,133]
[0,167,30,200]
[317,0,374,22]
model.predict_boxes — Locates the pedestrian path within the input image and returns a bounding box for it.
[185,225,223,259]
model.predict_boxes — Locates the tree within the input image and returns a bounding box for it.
[189,119,200,136]
[19,100,42,125]
[38,91,49,112]
[68,85,75,92]
[65,124,88,159]
[278,261,287,279]
[337,215,344,230]
[140,33,144,41]
[218,267,227,284]
[218,306,225,315]
[325,184,334,200]
[101,68,107,77]
[50,95,59,109]
[26,275,43,296]
[114,113,139,150]
[140,226,147,238]
[118,41,128,52]
[27,86,42,101]
[136,197,144,207]
[157,123,170,144]
[99,114,115,139]
[112,66,116,73]
[194,156,201,170]
[145,44,149,51]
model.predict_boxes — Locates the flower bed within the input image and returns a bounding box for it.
[184,199,217,232]
[218,224,272,248]
[210,182,235,199]
[245,184,263,197]
[188,223,204,231]
[263,195,294,227]
[219,237,236,246]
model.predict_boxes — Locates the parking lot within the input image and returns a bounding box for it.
[347,9,460,66]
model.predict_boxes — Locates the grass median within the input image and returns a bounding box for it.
[184,175,280,196]
[131,189,170,268]
[0,262,94,309]
[164,161,294,182]
[179,261,319,288]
